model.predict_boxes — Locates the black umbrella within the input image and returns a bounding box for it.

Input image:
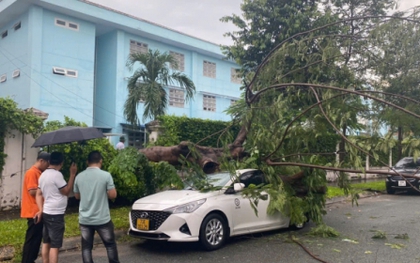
[32,126,106,147]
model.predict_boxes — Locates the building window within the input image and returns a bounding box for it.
[0,74,6,83]
[169,88,185,108]
[55,18,79,31]
[203,95,216,112]
[55,19,66,27]
[203,61,216,78]
[13,21,21,31]
[122,127,145,149]
[52,67,66,75]
[231,68,241,84]
[12,69,20,78]
[52,67,78,78]
[230,99,238,105]
[169,51,185,71]
[130,40,148,54]
[65,69,78,78]
[68,22,79,30]
[1,30,7,38]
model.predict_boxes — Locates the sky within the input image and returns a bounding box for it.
[90,0,420,45]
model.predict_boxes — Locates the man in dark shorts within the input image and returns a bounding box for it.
[35,152,77,263]
[20,151,50,263]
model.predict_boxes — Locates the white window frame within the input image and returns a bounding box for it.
[52,67,78,78]
[203,94,216,112]
[130,40,148,55]
[169,88,185,108]
[231,68,241,84]
[13,21,21,31]
[52,67,66,75]
[169,51,185,71]
[55,18,79,31]
[0,74,6,83]
[12,69,20,78]
[203,60,216,78]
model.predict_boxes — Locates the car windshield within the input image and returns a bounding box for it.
[206,172,232,187]
[183,172,232,190]
[395,157,420,169]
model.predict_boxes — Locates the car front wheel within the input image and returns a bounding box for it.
[290,213,309,230]
[199,213,228,251]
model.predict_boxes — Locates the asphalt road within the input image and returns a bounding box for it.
[54,194,420,263]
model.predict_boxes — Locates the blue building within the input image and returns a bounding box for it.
[0,0,241,147]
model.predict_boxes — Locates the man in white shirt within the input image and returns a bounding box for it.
[35,152,77,263]
[115,136,125,150]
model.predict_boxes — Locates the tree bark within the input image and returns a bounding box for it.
[397,126,403,161]
[139,141,247,174]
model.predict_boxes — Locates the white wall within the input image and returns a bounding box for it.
[0,130,38,211]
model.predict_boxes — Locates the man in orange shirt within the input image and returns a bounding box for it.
[21,152,50,263]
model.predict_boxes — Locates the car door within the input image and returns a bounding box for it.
[229,170,288,236]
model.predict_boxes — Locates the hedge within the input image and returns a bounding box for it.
[154,115,241,147]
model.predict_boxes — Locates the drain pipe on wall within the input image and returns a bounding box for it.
[19,132,27,209]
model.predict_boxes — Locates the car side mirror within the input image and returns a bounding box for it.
[234,183,245,192]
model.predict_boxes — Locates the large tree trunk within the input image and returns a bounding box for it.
[139,141,247,174]
[140,121,252,173]
[139,139,326,196]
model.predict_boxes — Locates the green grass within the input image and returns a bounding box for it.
[0,206,131,262]
[327,180,386,199]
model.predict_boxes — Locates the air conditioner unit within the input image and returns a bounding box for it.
[12,69,20,78]
[0,74,6,83]
[52,67,66,75]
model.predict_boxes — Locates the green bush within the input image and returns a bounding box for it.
[108,147,182,204]
[154,115,241,147]
[43,117,117,179]
[44,117,184,204]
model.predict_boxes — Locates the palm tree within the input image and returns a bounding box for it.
[124,49,196,125]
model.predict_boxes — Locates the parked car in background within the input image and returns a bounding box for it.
[128,169,307,250]
[386,157,420,194]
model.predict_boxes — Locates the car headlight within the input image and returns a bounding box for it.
[164,199,206,214]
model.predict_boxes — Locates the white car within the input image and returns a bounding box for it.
[128,169,305,250]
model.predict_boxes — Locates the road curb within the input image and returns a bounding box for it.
[326,191,382,205]
[0,246,14,262]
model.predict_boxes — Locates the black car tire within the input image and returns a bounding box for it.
[290,213,309,230]
[199,213,228,251]
[386,187,395,194]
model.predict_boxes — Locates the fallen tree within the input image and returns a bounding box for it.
[133,5,420,225]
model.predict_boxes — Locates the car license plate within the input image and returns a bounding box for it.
[398,180,406,187]
[136,219,149,230]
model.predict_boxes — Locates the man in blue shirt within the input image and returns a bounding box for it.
[73,151,120,263]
